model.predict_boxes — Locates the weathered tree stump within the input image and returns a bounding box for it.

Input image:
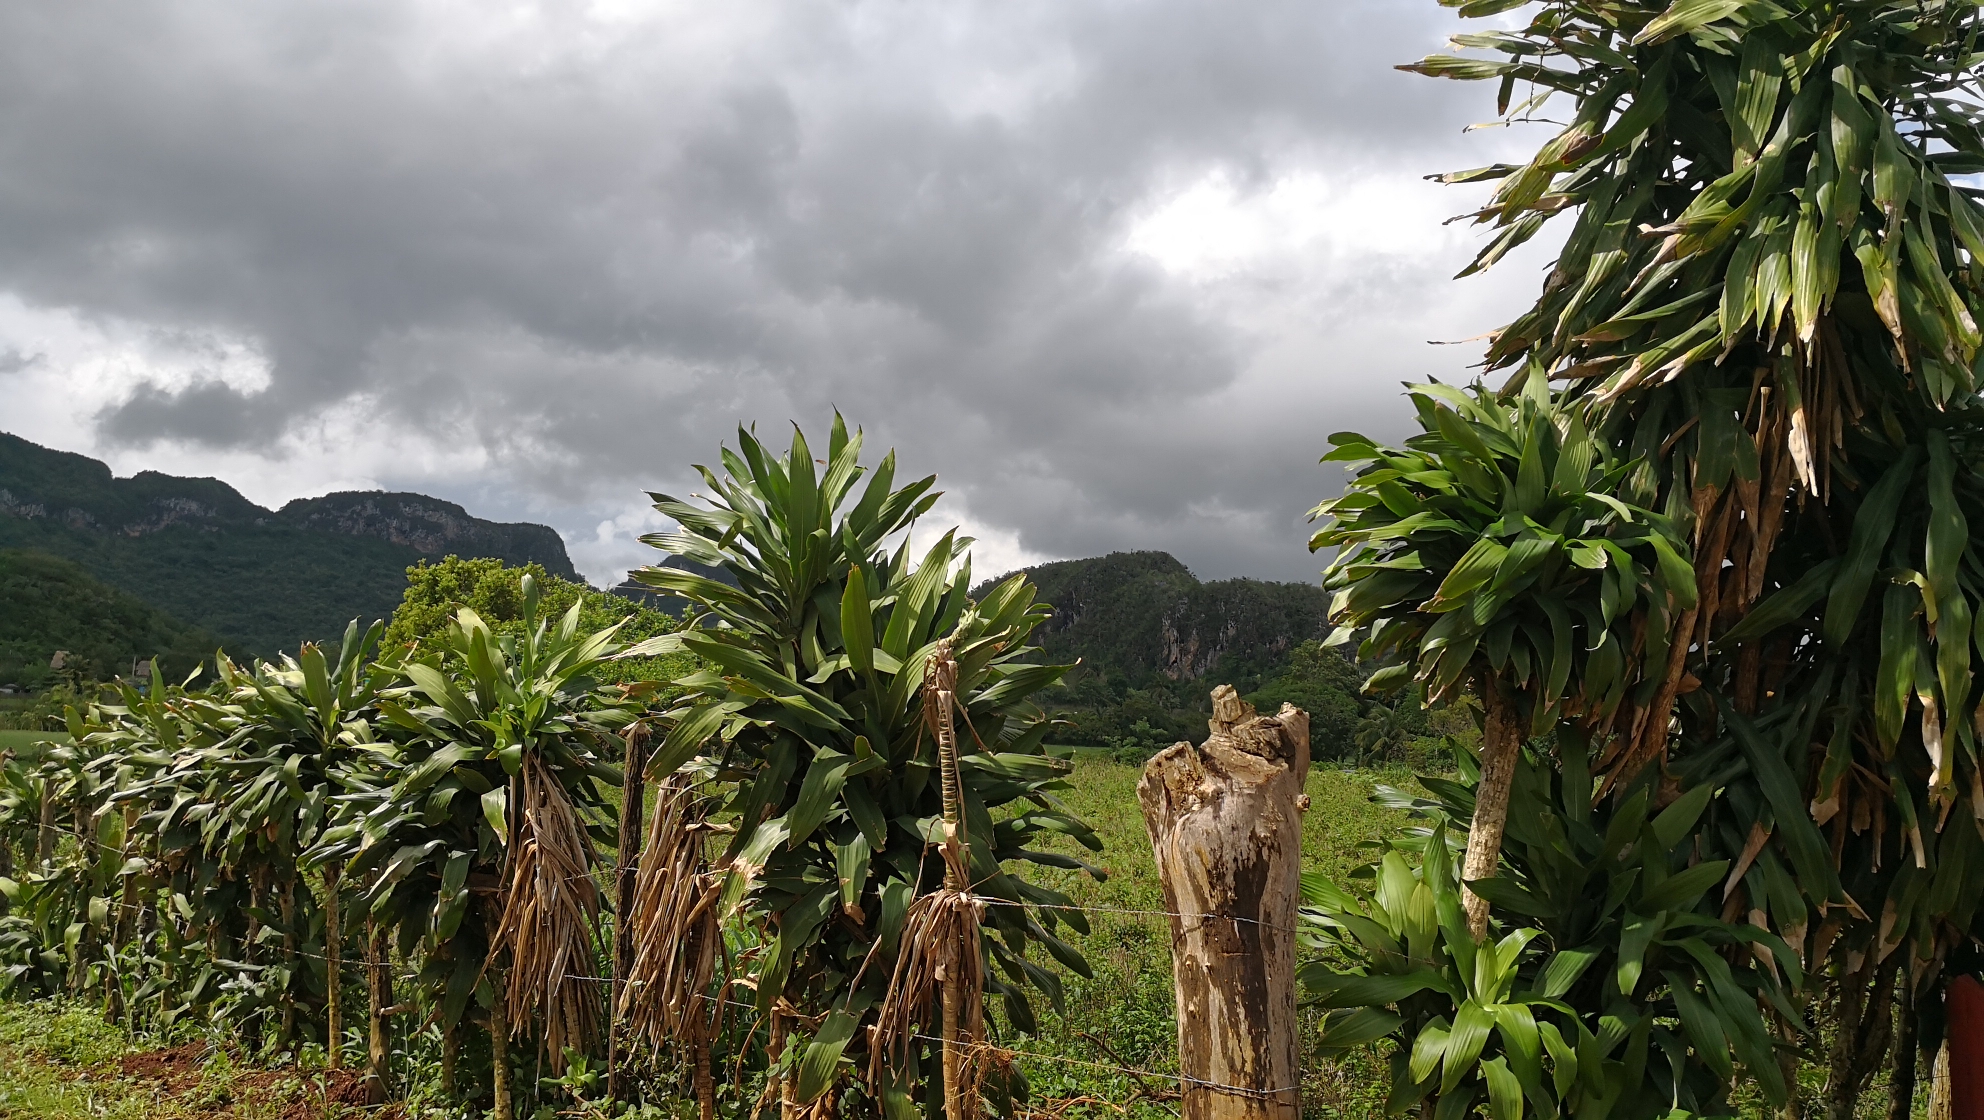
[1138,686,1309,1120]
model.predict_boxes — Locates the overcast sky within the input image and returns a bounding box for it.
[0,0,1555,587]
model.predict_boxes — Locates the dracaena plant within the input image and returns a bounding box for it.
[1303,737,1803,1118]
[629,417,1101,1117]
[1373,6,1984,1107]
[1311,380,1695,937]
[72,633,384,1041]
[314,579,637,1076]
[1413,0,1984,426]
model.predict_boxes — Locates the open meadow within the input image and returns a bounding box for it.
[0,730,67,754]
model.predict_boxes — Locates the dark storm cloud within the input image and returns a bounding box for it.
[0,0,1537,583]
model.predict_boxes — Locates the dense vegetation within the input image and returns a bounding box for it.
[0,757,1424,1120]
[1003,551,1328,692]
[384,556,695,686]
[0,431,577,656]
[1308,0,1984,1115]
[0,550,223,691]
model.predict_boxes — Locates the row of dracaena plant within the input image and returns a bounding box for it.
[0,416,1095,1120]
[0,601,638,1117]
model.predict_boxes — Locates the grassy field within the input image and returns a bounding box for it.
[997,754,1420,1118]
[0,729,67,753]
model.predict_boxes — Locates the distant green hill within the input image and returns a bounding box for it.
[992,551,1464,762]
[0,431,579,656]
[0,549,223,689]
[994,550,1331,693]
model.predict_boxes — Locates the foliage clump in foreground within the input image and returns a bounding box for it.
[1310,0,1984,1116]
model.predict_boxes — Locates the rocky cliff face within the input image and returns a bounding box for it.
[279,492,577,577]
[988,550,1329,688]
[0,429,579,653]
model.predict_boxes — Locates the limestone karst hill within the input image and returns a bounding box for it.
[980,550,1331,693]
[0,431,577,656]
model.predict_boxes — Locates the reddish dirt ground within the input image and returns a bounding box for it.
[116,1042,213,1092]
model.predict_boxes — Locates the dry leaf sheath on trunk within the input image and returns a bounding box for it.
[866,639,990,1120]
[617,773,721,1060]
[489,753,603,1068]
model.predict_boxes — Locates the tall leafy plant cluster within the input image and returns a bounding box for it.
[1316,0,1984,1115]
[0,594,642,1118]
[626,417,1098,1118]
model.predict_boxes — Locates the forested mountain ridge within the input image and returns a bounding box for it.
[0,549,222,689]
[0,431,578,655]
[989,550,1464,762]
[989,550,1331,689]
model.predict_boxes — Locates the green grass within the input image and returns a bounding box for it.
[0,1001,324,1119]
[997,755,1416,1118]
[0,729,66,753]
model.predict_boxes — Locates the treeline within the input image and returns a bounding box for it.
[1049,640,1475,765]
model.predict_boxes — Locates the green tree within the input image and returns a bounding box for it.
[384,556,690,686]
[1353,702,1418,765]
[1313,382,1694,937]
[1245,640,1363,757]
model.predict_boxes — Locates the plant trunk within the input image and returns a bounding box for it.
[1888,974,1920,1120]
[1138,686,1309,1120]
[1462,686,1522,941]
[943,941,963,1120]
[932,660,967,1120]
[114,805,139,948]
[696,1025,716,1120]
[324,864,342,1069]
[365,916,392,1104]
[769,1009,794,1120]
[1776,1031,1804,1120]
[35,784,56,866]
[1930,1037,1953,1120]
[440,1018,458,1099]
[278,878,297,1050]
[608,725,648,1105]
[491,978,514,1120]
[1826,954,1898,1120]
[241,873,263,1050]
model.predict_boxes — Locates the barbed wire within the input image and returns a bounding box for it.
[972,896,1309,938]
[22,858,1322,1104]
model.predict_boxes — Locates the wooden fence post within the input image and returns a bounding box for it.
[324,864,343,1070]
[1139,687,1308,1120]
[365,916,393,1103]
[1947,974,1984,1120]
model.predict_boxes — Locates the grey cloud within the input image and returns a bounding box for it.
[0,0,1538,584]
